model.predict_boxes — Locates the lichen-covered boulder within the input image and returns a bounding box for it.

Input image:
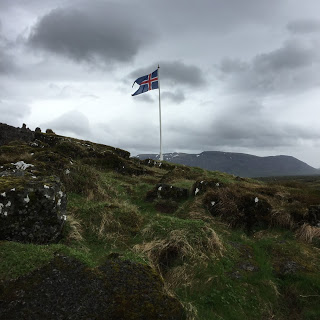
[191,179,223,196]
[0,255,186,320]
[0,173,67,243]
[306,205,320,227]
[203,188,272,233]
[146,183,189,201]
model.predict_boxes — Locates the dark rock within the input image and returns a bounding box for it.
[0,173,67,244]
[35,127,41,133]
[45,129,55,134]
[203,188,272,233]
[191,179,223,196]
[274,260,303,277]
[0,123,34,146]
[0,255,186,320]
[306,205,320,227]
[146,183,189,202]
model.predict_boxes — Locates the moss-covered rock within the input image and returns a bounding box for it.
[146,183,189,202]
[0,255,186,320]
[191,179,224,196]
[203,187,272,233]
[0,173,67,243]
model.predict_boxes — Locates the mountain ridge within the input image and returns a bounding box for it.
[136,150,319,177]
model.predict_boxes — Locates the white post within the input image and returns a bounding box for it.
[158,64,163,161]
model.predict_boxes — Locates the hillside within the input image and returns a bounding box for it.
[136,151,319,177]
[1,124,320,319]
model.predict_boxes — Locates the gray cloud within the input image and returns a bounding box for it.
[253,40,316,72]
[28,3,155,65]
[0,27,16,74]
[0,100,31,126]
[162,91,185,104]
[130,61,206,88]
[0,51,15,74]
[217,39,320,94]
[165,100,320,152]
[287,19,320,34]
[41,110,91,137]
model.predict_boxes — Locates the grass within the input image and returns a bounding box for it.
[1,137,320,319]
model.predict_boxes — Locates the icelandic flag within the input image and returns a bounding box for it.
[132,69,158,96]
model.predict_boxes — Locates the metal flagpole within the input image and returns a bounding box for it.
[158,64,163,161]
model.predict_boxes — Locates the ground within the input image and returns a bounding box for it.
[1,133,320,319]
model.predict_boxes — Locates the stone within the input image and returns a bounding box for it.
[45,128,55,134]
[306,205,320,227]
[191,179,223,196]
[0,173,67,244]
[146,183,189,202]
[203,188,272,233]
[0,255,186,320]
[0,123,34,146]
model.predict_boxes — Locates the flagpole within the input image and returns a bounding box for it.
[158,64,163,161]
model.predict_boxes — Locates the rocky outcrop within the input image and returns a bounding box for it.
[146,183,189,213]
[0,123,34,146]
[0,255,186,320]
[306,205,320,227]
[0,171,67,244]
[192,179,223,196]
[203,188,272,233]
[146,183,189,201]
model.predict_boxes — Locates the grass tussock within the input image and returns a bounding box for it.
[65,214,84,243]
[295,223,320,243]
[62,164,107,200]
[134,221,224,276]
[0,151,34,165]
[93,201,143,241]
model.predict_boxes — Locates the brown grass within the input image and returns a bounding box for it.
[295,223,320,243]
[134,226,224,274]
[0,152,33,165]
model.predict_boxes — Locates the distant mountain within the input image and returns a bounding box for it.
[136,151,319,177]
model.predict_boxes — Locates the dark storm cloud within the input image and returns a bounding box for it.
[217,39,320,94]
[130,61,206,88]
[287,19,320,34]
[41,110,91,136]
[28,3,155,64]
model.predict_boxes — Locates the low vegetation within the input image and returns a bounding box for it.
[1,133,320,319]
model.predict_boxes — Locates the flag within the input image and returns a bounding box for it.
[132,69,158,96]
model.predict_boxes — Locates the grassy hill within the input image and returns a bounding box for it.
[1,132,320,319]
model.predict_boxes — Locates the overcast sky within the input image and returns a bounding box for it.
[1,0,320,167]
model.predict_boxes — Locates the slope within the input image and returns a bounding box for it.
[1,130,320,319]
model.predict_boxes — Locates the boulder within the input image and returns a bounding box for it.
[0,255,186,320]
[146,183,189,202]
[0,173,67,243]
[203,188,272,233]
[192,179,223,196]
[306,205,320,227]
